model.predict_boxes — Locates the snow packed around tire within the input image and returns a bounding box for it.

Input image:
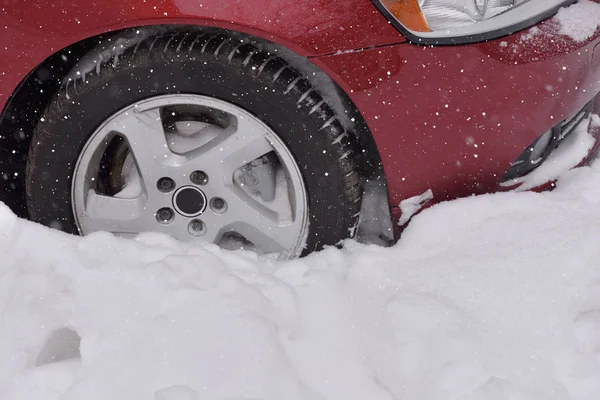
[2,157,600,400]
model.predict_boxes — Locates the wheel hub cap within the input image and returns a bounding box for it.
[173,186,207,217]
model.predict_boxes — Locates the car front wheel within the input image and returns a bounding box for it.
[26,32,363,258]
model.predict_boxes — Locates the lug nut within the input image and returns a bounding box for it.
[210,197,227,213]
[156,207,175,224]
[157,177,176,193]
[190,170,208,186]
[188,219,205,237]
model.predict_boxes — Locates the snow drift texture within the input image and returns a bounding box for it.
[2,156,600,400]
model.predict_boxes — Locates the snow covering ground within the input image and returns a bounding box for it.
[2,150,600,400]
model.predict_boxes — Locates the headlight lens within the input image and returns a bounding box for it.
[375,0,575,44]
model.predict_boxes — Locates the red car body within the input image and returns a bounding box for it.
[2,0,600,224]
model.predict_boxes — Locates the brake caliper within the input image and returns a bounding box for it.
[239,153,278,202]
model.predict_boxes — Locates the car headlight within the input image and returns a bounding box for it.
[373,0,576,44]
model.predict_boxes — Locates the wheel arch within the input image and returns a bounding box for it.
[0,24,385,220]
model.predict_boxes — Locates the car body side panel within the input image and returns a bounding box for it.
[3,0,600,218]
[0,0,404,112]
[313,18,600,207]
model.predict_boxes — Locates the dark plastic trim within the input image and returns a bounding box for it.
[500,100,593,182]
[370,0,577,46]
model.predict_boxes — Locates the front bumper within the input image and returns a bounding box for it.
[499,95,600,190]
[503,105,600,192]
[312,2,600,210]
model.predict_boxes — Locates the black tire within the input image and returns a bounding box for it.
[26,31,363,255]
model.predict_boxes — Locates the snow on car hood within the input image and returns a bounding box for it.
[2,161,600,399]
[555,0,600,43]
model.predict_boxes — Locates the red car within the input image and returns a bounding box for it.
[1,0,599,257]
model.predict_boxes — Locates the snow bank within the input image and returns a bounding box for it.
[2,161,600,399]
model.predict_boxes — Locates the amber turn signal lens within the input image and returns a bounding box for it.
[380,0,431,32]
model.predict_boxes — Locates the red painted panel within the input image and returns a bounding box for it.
[2,0,600,218]
[0,0,404,112]
[314,19,600,206]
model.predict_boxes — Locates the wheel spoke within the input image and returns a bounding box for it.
[187,116,274,179]
[230,219,298,254]
[114,108,176,184]
[77,191,149,234]
[221,188,300,254]
[198,215,226,245]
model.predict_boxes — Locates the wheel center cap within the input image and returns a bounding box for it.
[173,186,207,217]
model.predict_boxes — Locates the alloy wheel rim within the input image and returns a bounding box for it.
[71,94,309,258]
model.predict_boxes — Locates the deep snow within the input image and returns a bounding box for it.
[2,147,600,400]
